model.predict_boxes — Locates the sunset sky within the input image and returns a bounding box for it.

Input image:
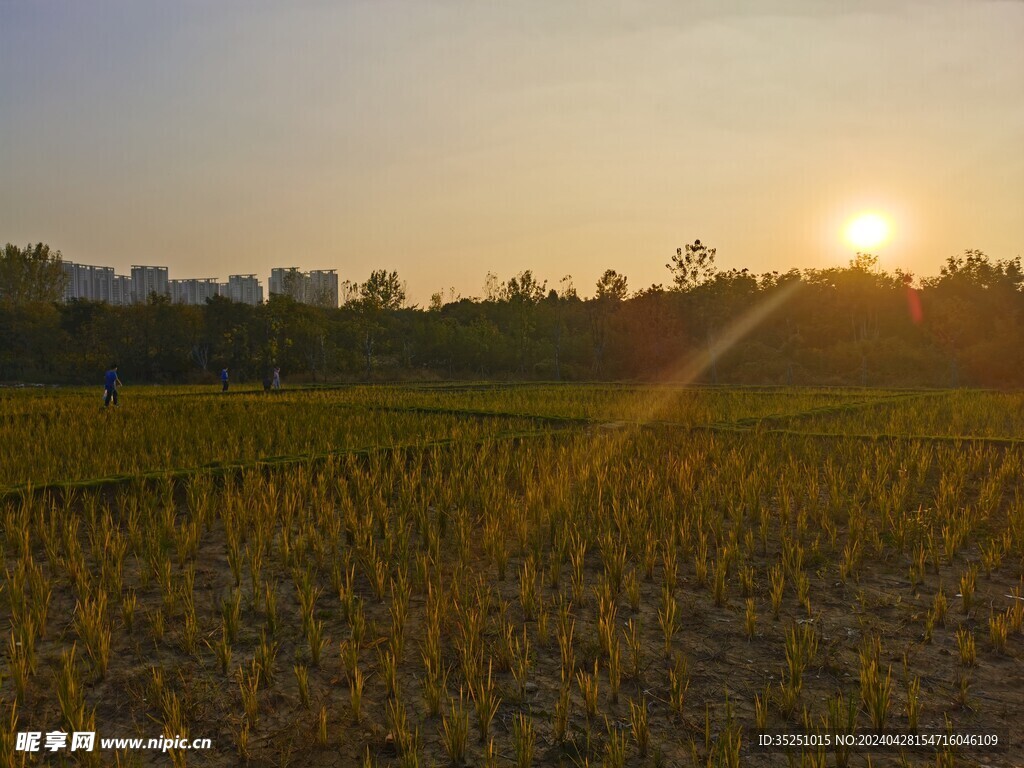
[2,1,1022,303]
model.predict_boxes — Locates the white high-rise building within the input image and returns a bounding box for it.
[307,269,339,308]
[269,267,305,301]
[62,263,115,302]
[61,262,134,305]
[269,267,339,307]
[112,274,132,306]
[130,265,170,303]
[221,274,263,305]
[170,278,220,305]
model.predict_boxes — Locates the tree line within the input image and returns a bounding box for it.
[2,241,1022,387]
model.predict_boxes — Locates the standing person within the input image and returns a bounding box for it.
[272,367,281,391]
[103,364,122,408]
[220,367,229,392]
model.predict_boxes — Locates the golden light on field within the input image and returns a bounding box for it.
[845,213,890,250]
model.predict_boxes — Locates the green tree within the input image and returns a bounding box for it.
[589,270,629,374]
[501,270,546,374]
[544,276,578,381]
[667,240,716,292]
[350,270,407,377]
[0,301,65,380]
[289,302,331,380]
[0,243,66,305]
[357,270,406,311]
[202,295,259,379]
[595,269,629,302]
[690,268,759,384]
[923,250,1024,386]
[281,269,305,301]
[57,299,113,381]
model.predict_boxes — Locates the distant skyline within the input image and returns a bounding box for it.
[2,1,1022,303]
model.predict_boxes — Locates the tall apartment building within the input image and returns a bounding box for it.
[170,278,220,306]
[112,274,132,306]
[62,263,114,302]
[58,261,314,308]
[62,262,133,305]
[220,274,263,306]
[269,267,339,307]
[130,265,170,303]
[269,267,302,300]
[307,269,339,308]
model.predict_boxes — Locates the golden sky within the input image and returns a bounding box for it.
[2,1,1022,302]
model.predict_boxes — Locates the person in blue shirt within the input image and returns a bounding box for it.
[104,364,122,407]
[221,367,229,392]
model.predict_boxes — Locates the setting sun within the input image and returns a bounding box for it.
[845,213,890,250]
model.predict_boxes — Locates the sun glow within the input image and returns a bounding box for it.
[845,213,890,250]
